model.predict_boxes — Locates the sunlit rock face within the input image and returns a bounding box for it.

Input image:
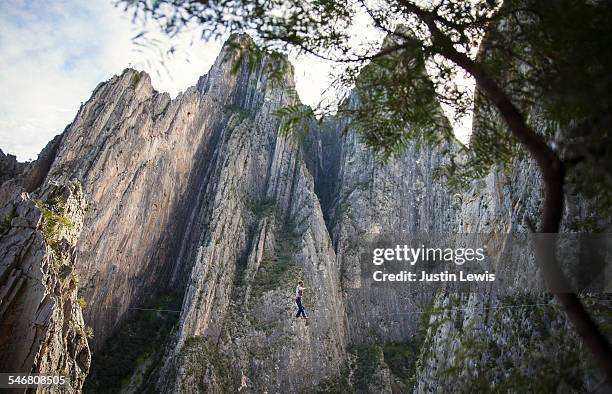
[1,34,351,392]
[0,181,91,392]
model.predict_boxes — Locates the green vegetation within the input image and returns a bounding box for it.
[417,295,591,393]
[377,303,438,391]
[34,196,74,275]
[315,307,436,393]
[77,296,87,309]
[350,345,384,392]
[225,104,254,121]
[585,295,612,337]
[84,291,183,393]
[178,336,232,392]
[382,341,421,390]
[246,197,275,219]
[315,345,386,393]
[251,221,303,299]
[85,326,94,339]
[130,70,145,89]
[315,364,350,394]
[68,272,80,292]
[36,196,73,241]
[0,210,15,236]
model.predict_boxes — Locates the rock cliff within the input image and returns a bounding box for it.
[0,33,608,393]
[0,180,91,392]
[0,149,27,185]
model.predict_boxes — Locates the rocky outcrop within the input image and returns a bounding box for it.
[0,181,90,392]
[151,38,347,393]
[0,135,64,202]
[0,149,27,185]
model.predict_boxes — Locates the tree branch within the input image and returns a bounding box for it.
[398,0,612,383]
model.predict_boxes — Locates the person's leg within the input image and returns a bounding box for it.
[296,297,306,318]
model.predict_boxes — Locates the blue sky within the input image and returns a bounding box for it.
[0,0,336,160]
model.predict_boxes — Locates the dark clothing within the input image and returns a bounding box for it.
[295,296,306,318]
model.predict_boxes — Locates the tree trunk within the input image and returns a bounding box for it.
[401,1,612,383]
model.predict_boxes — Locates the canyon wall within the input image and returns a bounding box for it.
[1,33,608,393]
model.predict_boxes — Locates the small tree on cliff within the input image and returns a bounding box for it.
[119,0,612,380]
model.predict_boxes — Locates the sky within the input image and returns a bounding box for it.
[0,0,472,162]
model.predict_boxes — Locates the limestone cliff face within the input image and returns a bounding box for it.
[8,34,348,392]
[152,41,347,392]
[322,94,458,348]
[291,95,462,392]
[1,32,607,393]
[28,34,320,350]
[0,181,90,392]
[0,34,346,392]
